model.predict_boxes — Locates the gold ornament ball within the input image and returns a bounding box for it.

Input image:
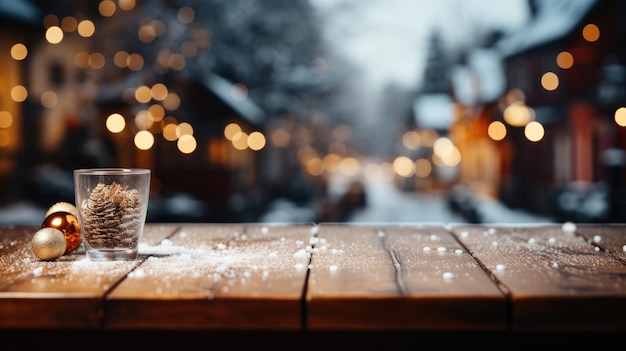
[46,201,77,218]
[32,227,67,261]
[41,211,82,254]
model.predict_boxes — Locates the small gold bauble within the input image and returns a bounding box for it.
[41,211,82,254]
[32,228,66,261]
[45,202,77,218]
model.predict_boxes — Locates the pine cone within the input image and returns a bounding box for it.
[80,181,143,249]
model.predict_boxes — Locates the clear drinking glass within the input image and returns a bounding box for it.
[74,168,151,261]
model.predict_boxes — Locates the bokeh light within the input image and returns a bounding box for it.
[106,113,126,133]
[615,107,626,127]
[524,121,544,142]
[488,121,507,141]
[134,130,154,150]
[10,43,28,60]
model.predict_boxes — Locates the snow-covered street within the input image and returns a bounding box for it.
[346,178,555,224]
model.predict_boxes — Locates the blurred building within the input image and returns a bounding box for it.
[451,0,626,222]
[0,0,41,203]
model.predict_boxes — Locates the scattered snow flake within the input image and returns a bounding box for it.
[561,222,577,233]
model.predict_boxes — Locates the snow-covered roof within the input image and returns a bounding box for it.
[0,0,41,26]
[497,0,599,58]
[202,74,266,126]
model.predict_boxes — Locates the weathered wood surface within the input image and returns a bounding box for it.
[1,222,625,335]
[307,223,506,330]
[450,223,626,331]
[105,223,314,330]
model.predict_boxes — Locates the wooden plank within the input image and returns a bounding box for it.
[0,224,176,329]
[307,223,506,330]
[105,223,314,330]
[0,226,35,256]
[575,223,626,262]
[451,224,626,331]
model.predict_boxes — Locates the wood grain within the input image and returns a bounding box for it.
[306,223,506,330]
[0,224,175,328]
[105,223,314,329]
[451,224,626,331]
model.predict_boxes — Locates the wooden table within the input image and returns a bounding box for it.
[1,222,625,348]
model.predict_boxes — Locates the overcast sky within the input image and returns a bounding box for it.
[311,0,531,89]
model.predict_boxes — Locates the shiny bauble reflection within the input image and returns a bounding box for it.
[31,227,66,261]
[41,211,82,254]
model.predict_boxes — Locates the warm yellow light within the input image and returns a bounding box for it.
[151,83,168,101]
[41,91,58,108]
[168,53,186,71]
[0,130,10,147]
[114,51,129,68]
[402,130,421,150]
[60,16,77,32]
[0,111,13,128]
[127,53,144,71]
[363,162,394,182]
[162,123,178,141]
[339,157,360,177]
[524,121,544,142]
[177,6,195,24]
[582,23,600,42]
[163,92,180,110]
[46,26,64,44]
[323,153,342,173]
[247,131,266,151]
[118,0,136,11]
[134,85,152,103]
[138,25,156,43]
[99,0,116,17]
[433,137,453,155]
[414,158,432,178]
[556,51,574,69]
[393,156,415,178]
[488,121,507,141]
[134,110,153,130]
[541,72,559,91]
[134,130,154,150]
[176,122,193,137]
[503,101,534,127]
[305,157,325,176]
[106,113,126,133]
[77,20,95,37]
[615,107,626,127]
[177,134,197,154]
[433,137,461,167]
[148,104,165,122]
[232,132,249,150]
[74,51,90,68]
[89,52,105,69]
[10,43,27,60]
[10,86,28,102]
[224,123,241,140]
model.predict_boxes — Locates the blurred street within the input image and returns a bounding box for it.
[345,179,555,224]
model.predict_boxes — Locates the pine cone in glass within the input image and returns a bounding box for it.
[80,181,143,249]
